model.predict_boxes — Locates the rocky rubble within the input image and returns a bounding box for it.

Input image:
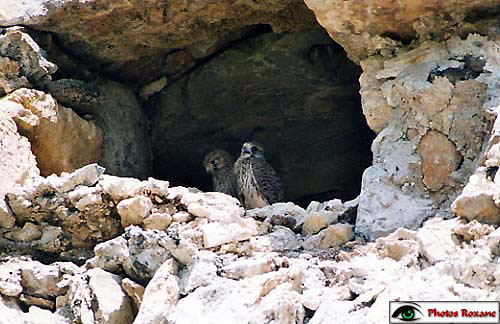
[0,165,355,323]
[0,166,498,324]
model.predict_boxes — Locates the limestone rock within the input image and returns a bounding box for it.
[87,268,134,324]
[375,228,418,262]
[0,261,22,297]
[486,227,500,256]
[201,218,259,248]
[0,295,69,324]
[452,220,494,243]
[179,251,217,294]
[54,163,105,193]
[249,226,302,253]
[133,259,179,324]
[6,165,120,253]
[91,79,153,179]
[0,27,57,81]
[19,294,54,309]
[221,253,278,280]
[359,57,392,133]
[418,130,462,191]
[309,300,355,324]
[417,218,459,264]
[356,127,434,241]
[88,226,173,282]
[171,211,192,223]
[355,35,498,240]
[303,224,353,250]
[37,226,64,254]
[121,278,145,312]
[299,263,328,311]
[0,56,30,96]
[99,175,146,202]
[0,0,316,83]
[183,192,244,223]
[117,196,153,228]
[1,88,102,176]
[0,113,39,229]
[143,213,172,231]
[304,0,500,62]
[20,261,65,298]
[40,78,100,111]
[452,171,500,224]
[4,223,42,242]
[139,77,168,100]
[248,202,307,232]
[302,211,339,236]
[167,266,304,324]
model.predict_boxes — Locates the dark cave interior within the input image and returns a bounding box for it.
[149,26,375,207]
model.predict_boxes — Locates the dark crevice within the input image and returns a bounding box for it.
[303,308,316,323]
[464,5,500,22]
[428,55,486,84]
[380,31,416,45]
[486,166,498,181]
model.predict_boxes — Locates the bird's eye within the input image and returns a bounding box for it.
[211,160,216,165]
[251,146,258,153]
[391,304,423,322]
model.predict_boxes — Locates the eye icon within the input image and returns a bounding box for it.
[392,302,423,322]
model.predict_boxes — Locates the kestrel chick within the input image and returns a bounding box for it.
[234,142,283,209]
[203,149,239,199]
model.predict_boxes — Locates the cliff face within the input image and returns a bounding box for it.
[0,0,500,323]
[304,0,500,62]
[304,0,500,239]
[1,0,317,83]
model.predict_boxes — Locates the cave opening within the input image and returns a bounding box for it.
[149,25,375,207]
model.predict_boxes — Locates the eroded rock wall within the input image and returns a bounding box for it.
[304,0,500,63]
[1,0,317,83]
[304,0,500,239]
[356,36,499,239]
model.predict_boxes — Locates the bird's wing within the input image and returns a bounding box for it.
[252,158,283,204]
[233,157,246,205]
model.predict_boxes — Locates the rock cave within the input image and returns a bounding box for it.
[22,6,376,207]
[150,26,375,206]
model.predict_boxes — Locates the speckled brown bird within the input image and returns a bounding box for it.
[234,142,283,209]
[203,149,239,199]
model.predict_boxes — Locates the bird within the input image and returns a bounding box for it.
[203,149,240,199]
[234,142,283,209]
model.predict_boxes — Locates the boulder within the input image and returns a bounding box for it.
[0,113,39,228]
[133,259,180,324]
[1,88,102,176]
[87,268,134,324]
